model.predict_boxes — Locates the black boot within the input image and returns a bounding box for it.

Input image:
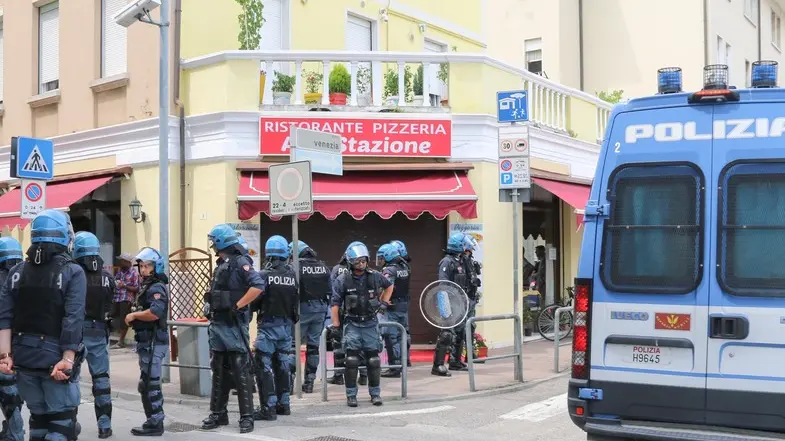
[302,380,314,394]
[130,420,164,436]
[347,396,358,407]
[431,364,451,377]
[371,395,383,406]
[200,413,228,430]
[253,406,277,421]
[98,428,113,439]
[328,375,344,385]
[449,360,468,371]
[276,404,290,416]
[229,352,256,434]
[238,416,254,433]
[202,351,230,430]
[358,373,368,386]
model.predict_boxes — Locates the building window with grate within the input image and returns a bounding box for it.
[601,164,704,294]
[719,162,785,296]
[524,38,543,75]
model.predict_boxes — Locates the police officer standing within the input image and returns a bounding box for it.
[0,210,86,441]
[431,232,473,376]
[289,241,330,393]
[377,243,411,378]
[252,236,298,420]
[201,225,263,433]
[327,252,350,385]
[329,242,393,407]
[0,238,24,441]
[461,235,482,362]
[73,232,116,439]
[124,247,169,436]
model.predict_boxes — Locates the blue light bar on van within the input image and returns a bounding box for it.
[657,67,682,94]
[751,60,778,88]
[703,64,729,90]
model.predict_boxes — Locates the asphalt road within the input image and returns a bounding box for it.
[56,374,586,441]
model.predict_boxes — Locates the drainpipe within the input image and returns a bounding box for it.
[173,0,186,250]
[578,0,584,91]
[703,0,709,65]
[758,1,762,61]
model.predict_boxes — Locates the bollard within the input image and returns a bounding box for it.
[553,306,574,373]
[465,314,524,392]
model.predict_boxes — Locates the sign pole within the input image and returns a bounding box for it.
[290,146,303,400]
[511,187,523,382]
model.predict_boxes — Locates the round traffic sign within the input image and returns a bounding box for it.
[25,183,43,202]
[515,139,528,152]
[500,159,513,171]
[500,140,513,152]
[276,167,305,201]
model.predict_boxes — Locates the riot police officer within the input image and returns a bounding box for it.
[0,209,86,441]
[431,232,473,377]
[289,241,330,393]
[252,236,298,420]
[0,238,24,441]
[390,240,411,265]
[329,242,393,407]
[389,240,412,368]
[73,232,115,439]
[461,235,482,362]
[201,225,263,433]
[377,243,411,378]
[124,247,169,436]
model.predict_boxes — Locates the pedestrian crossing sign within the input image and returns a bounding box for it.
[10,136,54,180]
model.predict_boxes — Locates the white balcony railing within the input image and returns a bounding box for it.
[182,50,613,142]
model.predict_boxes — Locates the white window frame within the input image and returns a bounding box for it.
[745,0,759,26]
[772,8,782,50]
[524,37,543,75]
[38,1,60,94]
[258,0,292,76]
[101,0,129,78]
[424,37,449,104]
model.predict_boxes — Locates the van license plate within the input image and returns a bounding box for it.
[625,345,668,365]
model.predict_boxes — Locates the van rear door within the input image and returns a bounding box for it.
[587,105,712,425]
[706,103,785,431]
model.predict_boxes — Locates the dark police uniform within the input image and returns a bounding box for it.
[0,255,86,441]
[331,269,391,401]
[327,263,349,384]
[432,252,473,374]
[461,253,481,360]
[297,256,331,391]
[380,259,411,376]
[0,266,23,441]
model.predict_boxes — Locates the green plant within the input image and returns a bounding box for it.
[383,66,414,101]
[329,64,351,95]
[473,332,487,351]
[521,302,534,325]
[597,89,624,104]
[236,0,264,50]
[302,70,323,94]
[271,71,295,93]
[357,65,371,95]
[413,64,424,96]
[437,63,449,83]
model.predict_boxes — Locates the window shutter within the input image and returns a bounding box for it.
[102,0,128,77]
[39,2,60,93]
[345,15,372,52]
[0,24,4,102]
[260,0,283,50]
[424,40,446,97]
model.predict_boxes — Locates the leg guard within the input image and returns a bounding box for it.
[344,352,360,393]
[209,351,229,414]
[365,352,381,389]
[138,374,153,419]
[433,330,454,368]
[273,351,291,398]
[0,389,22,423]
[28,413,47,441]
[253,351,276,409]
[227,352,255,420]
[91,372,112,425]
[46,409,80,441]
[304,345,319,380]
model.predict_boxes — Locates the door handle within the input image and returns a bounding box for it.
[709,315,749,340]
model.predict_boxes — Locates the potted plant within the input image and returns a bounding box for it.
[271,71,295,105]
[383,65,413,106]
[521,302,534,337]
[302,70,323,104]
[412,64,424,106]
[474,332,488,359]
[236,0,265,103]
[328,64,351,105]
[437,63,449,106]
[356,65,372,106]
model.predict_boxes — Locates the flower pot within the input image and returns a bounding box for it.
[412,95,424,106]
[385,96,400,106]
[524,327,533,337]
[329,92,348,105]
[304,92,322,104]
[259,73,266,104]
[477,346,488,358]
[440,98,449,106]
[357,93,371,106]
[273,91,292,105]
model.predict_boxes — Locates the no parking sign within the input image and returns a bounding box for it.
[21,179,46,219]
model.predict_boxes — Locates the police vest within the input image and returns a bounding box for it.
[341,270,382,321]
[0,269,10,287]
[260,265,297,320]
[448,255,469,290]
[132,280,168,335]
[85,269,111,321]
[300,258,330,303]
[386,263,411,301]
[12,257,69,339]
[209,254,246,313]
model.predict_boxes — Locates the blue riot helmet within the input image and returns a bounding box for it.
[287,240,311,258]
[375,243,400,268]
[0,237,23,265]
[390,240,408,258]
[135,247,166,275]
[236,234,249,251]
[265,235,289,259]
[345,242,370,270]
[446,232,467,253]
[207,224,240,252]
[30,209,74,249]
[463,234,478,253]
[73,231,101,260]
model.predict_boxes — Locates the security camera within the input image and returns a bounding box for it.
[114,0,161,28]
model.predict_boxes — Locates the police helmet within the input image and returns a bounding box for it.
[236,234,249,251]
[287,240,311,258]
[446,232,467,253]
[207,224,240,252]
[463,234,478,252]
[376,243,400,267]
[265,235,289,259]
[73,231,101,260]
[31,209,74,248]
[390,240,408,258]
[346,242,370,267]
[135,247,166,275]
[0,237,23,264]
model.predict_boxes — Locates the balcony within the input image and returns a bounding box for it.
[181,50,612,144]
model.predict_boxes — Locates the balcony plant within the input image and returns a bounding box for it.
[271,71,295,105]
[437,63,449,106]
[412,64,425,106]
[235,0,266,103]
[328,64,351,105]
[356,65,372,106]
[383,66,413,106]
[302,70,323,104]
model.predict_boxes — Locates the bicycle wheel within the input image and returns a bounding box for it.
[537,304,574,341]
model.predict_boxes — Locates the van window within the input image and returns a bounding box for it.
[720,162,785,296]
[601,164,704,294]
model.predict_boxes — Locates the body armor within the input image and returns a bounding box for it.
[299,258,330,303]
[85,270,110,321]
[386,263,410,301]
[208,255,245,322]
[259,265,297,320]
[449,255,469,290]
[12,257,68,339]
[341,271,382,322]
[132,281,167,340]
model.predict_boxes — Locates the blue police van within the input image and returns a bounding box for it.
[568,61,785,440]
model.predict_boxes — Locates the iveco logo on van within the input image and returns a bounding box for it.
[625,118,785,143]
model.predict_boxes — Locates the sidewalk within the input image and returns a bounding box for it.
[81,338,573,409]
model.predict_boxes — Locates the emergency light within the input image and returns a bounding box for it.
[657,67,682,94]
[751,60,778,88]
[688,64,740,104]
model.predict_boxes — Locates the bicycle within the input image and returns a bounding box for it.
[536,286,574,341]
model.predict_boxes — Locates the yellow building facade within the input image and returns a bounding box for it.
[0,0,610,348]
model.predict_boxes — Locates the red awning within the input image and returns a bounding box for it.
[238,170,478,221]
[532,177,591,225]
[0,176,113,230]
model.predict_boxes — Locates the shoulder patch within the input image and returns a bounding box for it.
[153,293,161,300]
[243,264,251,271]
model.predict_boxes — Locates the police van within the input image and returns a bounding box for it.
[569,61,785,440]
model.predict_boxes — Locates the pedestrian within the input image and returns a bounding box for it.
[329,241,393,407]
[0,209,86,441]
[111,252,139,349]
[124,247,169,436]
[72,232,115,439]
[201,225,262,433]
[0,238,24,441]
[251,235,298,421]
[376,243,411,378]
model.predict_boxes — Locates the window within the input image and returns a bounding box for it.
[424,39,447,104]
[745,0,759,24]
[38,1,60,94]
[0,20,4,104]
[259,0,288,76]
[101,0,128,77]
[719,162,785,296]
[601,164,703,293]
[345,14,373,94]
[524,38,542,75]
[772,10,782,49]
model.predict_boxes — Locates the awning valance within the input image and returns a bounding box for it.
[532,177,591,225]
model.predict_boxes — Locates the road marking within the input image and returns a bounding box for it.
[499,393,568,422]
[308,405,455,421]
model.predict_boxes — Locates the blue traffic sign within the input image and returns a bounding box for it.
[11,137,54,180]
[293,148,343,176]
[497,90,529,123]
[25,182,43,202]
[500,172,513,185]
